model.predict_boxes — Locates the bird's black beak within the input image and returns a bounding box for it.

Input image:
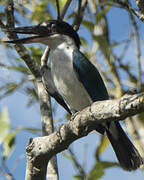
[2,24,52,44]
[1,20,81,48]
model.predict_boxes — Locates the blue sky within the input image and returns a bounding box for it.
[0,2,144,180]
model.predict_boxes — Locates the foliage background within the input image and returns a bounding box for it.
[0,0,144,179]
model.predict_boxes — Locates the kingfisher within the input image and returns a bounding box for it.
[4,20,143,170]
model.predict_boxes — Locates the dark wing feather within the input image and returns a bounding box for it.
[73,49,108,134]
[73,49,109,101]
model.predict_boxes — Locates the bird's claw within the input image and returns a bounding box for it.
[70,111,79,121]
[125,88,137,95]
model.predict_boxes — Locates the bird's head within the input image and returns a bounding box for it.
[3,20,81,49]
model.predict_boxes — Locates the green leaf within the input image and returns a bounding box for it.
[82,20,94,31]
[96,6,111,23]
[30,0,52,22]
[93,34,111,60]
[2,127,23,160]
[67,12,76,19]
[26,87,39,106]
[95,136,109,159]
[0,107,10,144]
[87,161,118,180]
[11,65,28,74]
[65,112,71,121]
[80,37,87,47]
[99,161,118,169]
[24,127,41,132]
[49,0,67,11]
[138,112,144,124]
[28,47,42,66]
[4,83,18,95]
[0,0,5,5]
[0,83,19,100]
[23,127,41,135]
[59,0,67,10]
[87,162,104,180]
[63,152,73,161]
[73,175,84,180]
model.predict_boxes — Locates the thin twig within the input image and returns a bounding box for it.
[56,0,61,20]
[72,0,88,31]
[39,42,59,180]
[5,0,14,27]
[129,12,142,90]
[1,1,41,79]
[78,0,82,16]
[72,0,82,30]
[135,0,144,14]
[119,35,134,61]
[116,0,144,21]
[60,0,73,20]
[68,147,86,178]
[96,5,123,97]
[2,1,57,180]
[0,13,41,79]
[131,118,144,153]
[41,46,50,66]
[98,0,144,21]
[125,117,144,163]
[1,159,16,180]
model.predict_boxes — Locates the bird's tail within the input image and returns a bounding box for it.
[106,121,143,171]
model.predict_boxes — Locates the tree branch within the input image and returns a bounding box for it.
[72,0,88,31]
[56,0,61,20]
[2,2,51,179]
[0,0,41,79]
[129,12,142,90]
[5,0,14,27]
[116,0,144,21]
[60,0,73,20]
[135,0,144,17]
[35,48,59,180]
[68,147,86,178]
[25,91,144,180]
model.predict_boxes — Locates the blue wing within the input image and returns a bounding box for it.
[41,66,72,114]
[73,49,109,101]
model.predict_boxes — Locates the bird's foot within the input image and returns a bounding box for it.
[56,124,64,136]
[70,111,79,121]
[125,88,137,95]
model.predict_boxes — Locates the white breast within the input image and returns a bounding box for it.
[49,43,92,112]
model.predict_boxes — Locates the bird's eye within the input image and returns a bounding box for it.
[51,24,57,32]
